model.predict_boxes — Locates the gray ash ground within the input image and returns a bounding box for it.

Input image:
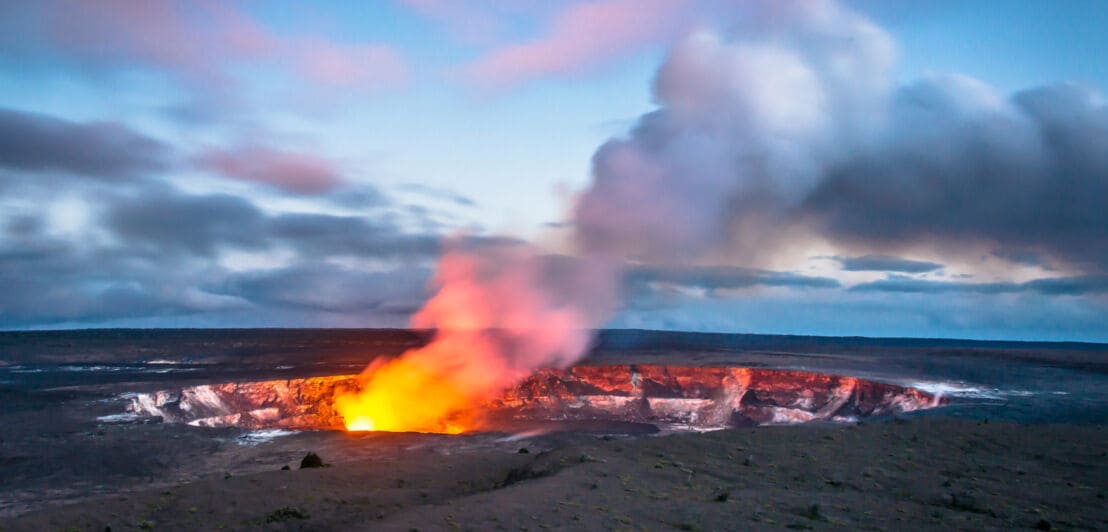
[1,329,1106,528]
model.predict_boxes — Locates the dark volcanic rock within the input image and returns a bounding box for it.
[265,506,309,523]
[299,452,324,469]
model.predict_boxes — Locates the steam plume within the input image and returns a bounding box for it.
[337,0,1108,432]
[577,0,1108,271]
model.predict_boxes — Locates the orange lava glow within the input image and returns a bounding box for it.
[332,354,480,434]
[331,245,615,434]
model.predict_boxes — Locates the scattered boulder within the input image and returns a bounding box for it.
[945,492,981,513]
[498,452,562,488]
[300,452,325,469]
[265,506,309,523]
[280,464,290,471]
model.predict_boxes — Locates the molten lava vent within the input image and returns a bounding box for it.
[122,365,943,433]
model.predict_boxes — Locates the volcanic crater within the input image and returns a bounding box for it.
[121,365,944,434]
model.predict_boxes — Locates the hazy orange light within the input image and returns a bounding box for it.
[332,353,480,434]
[344,417,375,432]
[332,245,610,434]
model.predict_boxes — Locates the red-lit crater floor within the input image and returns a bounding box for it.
[120,365,945,433]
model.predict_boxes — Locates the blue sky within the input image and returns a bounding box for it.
[0,0,1106,341]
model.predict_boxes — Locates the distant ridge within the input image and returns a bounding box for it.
[592,329,1108,351]
[1,327,1106,349]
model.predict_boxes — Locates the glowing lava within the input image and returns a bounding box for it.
[332,354,477,434]
[344,417,375,432]
[332,244,616,434]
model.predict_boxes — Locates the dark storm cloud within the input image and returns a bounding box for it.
[4,215,43,238]
[851,275,1108,296]
[833,255,943,273]
[1024,275,1108,296]
[805,82,1108,271]
[0,106,439,327]
[991,248,1053,269]
[220,262,430,314]
[269,212,440,259]
[0,242,421,327]
[619,264,839,314]
[0,237,246,326]
[0,232,434,327]
[0,107,170,179]
[105,190,267,256]
[628,265,841,292]
[100,185,444,260]
[0,203,442,327]
[327,185,391,209]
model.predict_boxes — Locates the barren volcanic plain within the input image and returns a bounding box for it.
[1,329,1106,531]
